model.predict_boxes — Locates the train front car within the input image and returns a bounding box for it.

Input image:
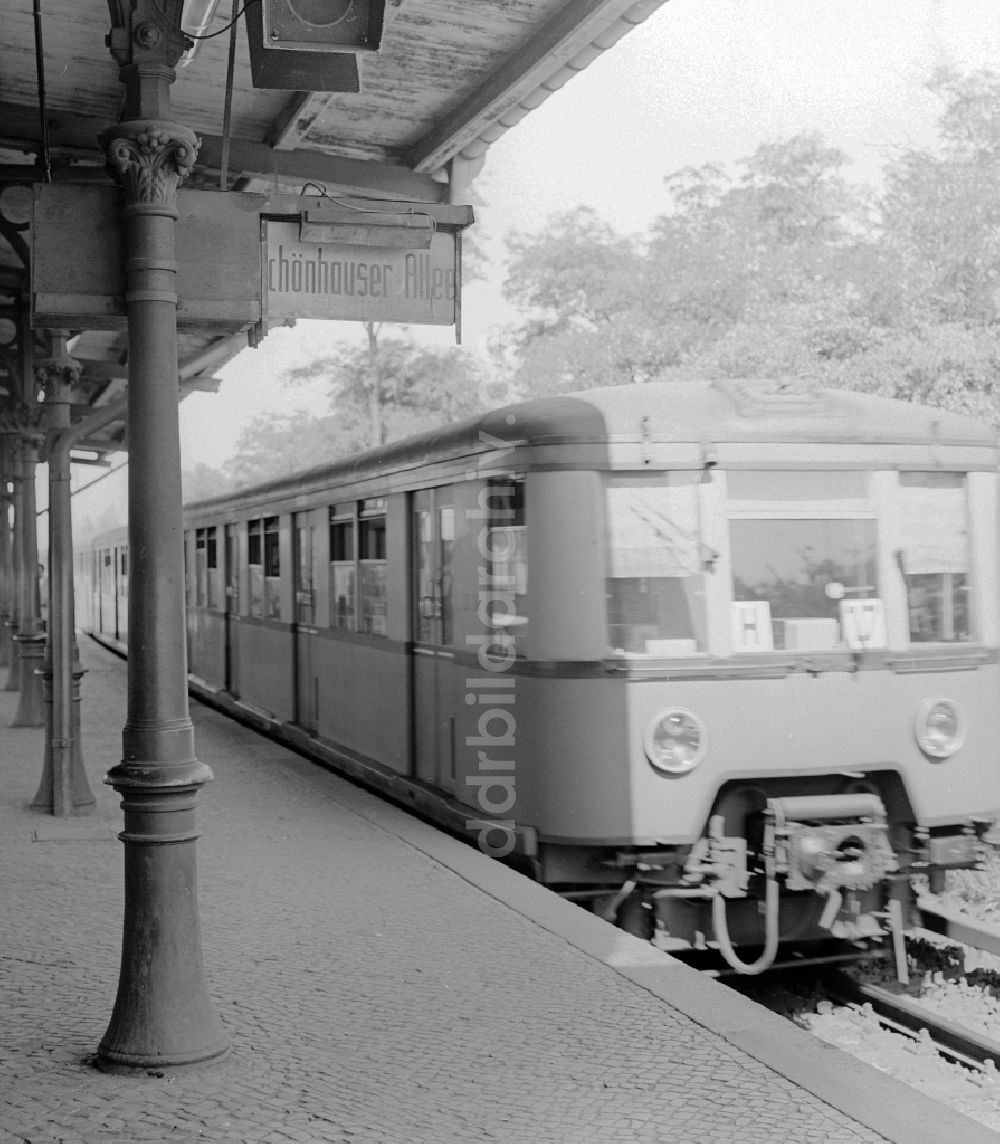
[524,379,1000,977]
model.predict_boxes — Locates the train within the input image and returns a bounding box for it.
[77,378,1000,978]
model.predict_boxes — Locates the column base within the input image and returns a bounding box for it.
[12,633,46,726]
[97,765,227,1070]
[32,662,96,815]
[4,621,20,690]
[0,612,12,668]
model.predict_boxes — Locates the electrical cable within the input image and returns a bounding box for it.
[32,0,52,183]
[153,0,260,41]
[220,0,239,191]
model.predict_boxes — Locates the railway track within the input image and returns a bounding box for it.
[917,898,1000,960]
[824,971,1000,1071]
[820,901,1000,1075]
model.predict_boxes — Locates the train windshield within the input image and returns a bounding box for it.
[728,469,973,652]
[728,470,880,652]
[605,475,707,655]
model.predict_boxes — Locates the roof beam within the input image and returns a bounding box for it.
[0,101,447,203]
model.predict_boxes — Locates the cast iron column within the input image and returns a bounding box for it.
[5,446,23,692]
[12,433,45,726]
[0,451,13,670]
[32,339,96,815]
[97,1,226,1069]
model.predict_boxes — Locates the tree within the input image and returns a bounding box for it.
[500,84,1000,424]
[283,326,484,446]
[223,410,353,487]
[182,462,237,503]
[501,137,875,396]
[501,207,680,393]
[878,69,1000,329]
[217,330,487,486]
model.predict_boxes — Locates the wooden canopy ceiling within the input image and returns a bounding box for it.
[0,0,666,455]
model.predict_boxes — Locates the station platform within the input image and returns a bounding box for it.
[2,639,996,1144]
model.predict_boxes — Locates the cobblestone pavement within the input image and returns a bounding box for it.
[0,638,970,1144]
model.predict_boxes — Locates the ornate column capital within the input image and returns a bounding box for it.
[35,355,81,395]
[100,121,200,209]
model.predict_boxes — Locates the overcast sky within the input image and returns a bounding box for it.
[71,0,1000,519]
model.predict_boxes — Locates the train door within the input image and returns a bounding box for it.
[411,489,455,787]
[224,523,240,698]
[293,513,318,734]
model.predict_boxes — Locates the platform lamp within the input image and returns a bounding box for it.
[246,0,388,90]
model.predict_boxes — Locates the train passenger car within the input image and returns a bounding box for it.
[80,379,1000,976]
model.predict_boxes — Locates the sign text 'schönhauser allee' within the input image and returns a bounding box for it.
[265,221,459,326]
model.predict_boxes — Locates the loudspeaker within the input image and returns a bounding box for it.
[260,0,386,53]
[246,1,376,91]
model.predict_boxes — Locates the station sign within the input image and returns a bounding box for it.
[264,221,460,326]
[261,195,472,332]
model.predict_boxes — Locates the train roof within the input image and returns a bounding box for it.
[185,379,999,512]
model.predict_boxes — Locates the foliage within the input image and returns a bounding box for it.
[210,329,486,487]
[182,462,238,503]
[192,65,1000,497]
[500,74,1000,424]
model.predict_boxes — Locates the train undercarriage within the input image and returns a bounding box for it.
[559,784,992,981]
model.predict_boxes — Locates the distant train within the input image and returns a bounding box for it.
[78,379,1000,977]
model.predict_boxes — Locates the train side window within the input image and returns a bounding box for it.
[605,476,706,656]
[485,480,527,646]
[248,518,263,618]
[359,499,387,636]
[897,472,971,643]
[263,516,281,619]
[329,505,356,631]
[206,527,218,609]
[225,524,240,613]
[195,528,208,607]
[102,549,113,597]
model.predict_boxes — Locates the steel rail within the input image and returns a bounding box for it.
[917,899,1000,960]
[826,971,1000,1071]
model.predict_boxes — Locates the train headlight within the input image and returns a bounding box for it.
[915,698,967,759]
[645,708,707,775]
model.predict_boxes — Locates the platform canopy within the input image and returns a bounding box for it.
[0,0,666,457]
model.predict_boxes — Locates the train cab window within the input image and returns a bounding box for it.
[897,472,971,643]
[728,471,881,653]
[248,518,263,618]
[263,516,281,619]
[329,505,356,631]
[359,500,387,636]
[605,476,706,656]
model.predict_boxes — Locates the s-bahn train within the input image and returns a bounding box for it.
[78,379,1000,977]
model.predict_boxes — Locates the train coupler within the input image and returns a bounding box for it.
[766,793,897,899]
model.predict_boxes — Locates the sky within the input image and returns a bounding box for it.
[68,0,1000,530]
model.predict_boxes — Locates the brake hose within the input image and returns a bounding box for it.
[710,867,781,976]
